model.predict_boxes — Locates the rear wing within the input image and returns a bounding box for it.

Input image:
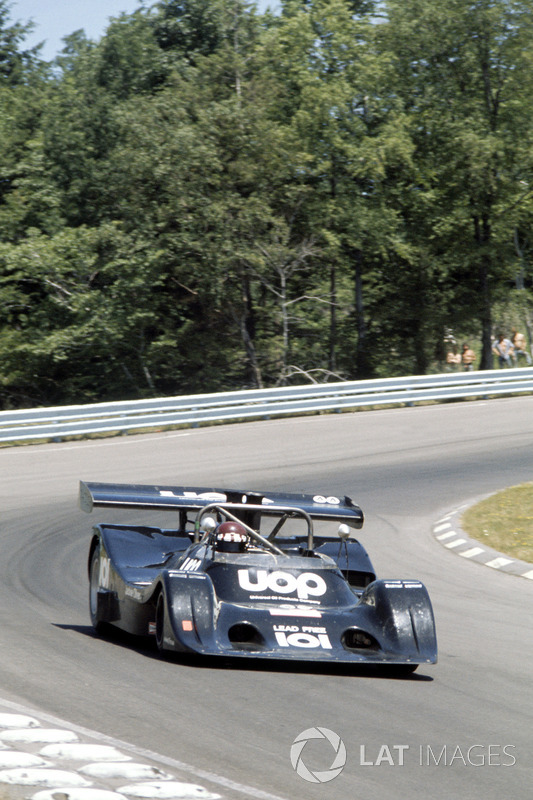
[79,481,364,529]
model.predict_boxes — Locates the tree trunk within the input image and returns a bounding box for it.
[353,248,372,377]
[240,274,263,388]
[329,263,337,373]
[473,213,494,370]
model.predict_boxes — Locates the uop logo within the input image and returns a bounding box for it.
[238,569,327,600]
[291,727,347,783]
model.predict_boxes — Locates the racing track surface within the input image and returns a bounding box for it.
[0,396,532,800]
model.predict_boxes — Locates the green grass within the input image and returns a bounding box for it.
[461,483,533,564]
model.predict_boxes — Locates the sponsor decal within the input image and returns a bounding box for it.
[179,557,202,573]
[124,586,143,601]
[269,608,322,618]
[159,490,228,502]
[168,571,206,580]
[313,495,340,505]
[274,623,332,649]
[158,490,273,505]
[238,570,327,600]
[384,581,423,589]
[99,556,111,589]
[216,531,248,544]
[185,491,227,501]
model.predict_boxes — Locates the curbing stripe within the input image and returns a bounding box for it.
[436,530,457,541]
[459,547,485,559]
[434,523,452,534]
[0,700,290,800]
[485,557,514,569]
[433,501,533,579]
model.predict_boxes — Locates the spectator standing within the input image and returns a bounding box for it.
[492,334,514,368]
[511,329,532,365]
[461,343,476,371]
[446,345,461,370]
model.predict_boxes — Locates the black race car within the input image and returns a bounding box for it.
[81,482,437,673]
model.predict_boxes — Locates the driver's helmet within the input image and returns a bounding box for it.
[215,521,249,552]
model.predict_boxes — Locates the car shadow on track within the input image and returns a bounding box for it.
[54,623,434,681]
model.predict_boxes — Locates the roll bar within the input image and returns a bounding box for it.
[195,503,315,553]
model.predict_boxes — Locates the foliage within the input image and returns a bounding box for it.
[0,0,532,408]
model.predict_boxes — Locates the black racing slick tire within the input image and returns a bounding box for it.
[89,546,109,635]
[155,591,166,653]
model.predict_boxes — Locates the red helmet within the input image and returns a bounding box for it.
[215,521,249,552]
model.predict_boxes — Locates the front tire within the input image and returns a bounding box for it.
[155,591,166,652]
[89,546,109,635]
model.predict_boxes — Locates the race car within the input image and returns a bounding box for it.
[80,481,437,674]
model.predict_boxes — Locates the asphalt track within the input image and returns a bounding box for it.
[0,396,532,800]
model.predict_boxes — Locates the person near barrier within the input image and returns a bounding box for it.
[511,329,532,365]
[492,334,514,367]
[461,343,476,371]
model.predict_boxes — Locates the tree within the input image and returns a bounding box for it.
[379,0,533,368]
[95,8,168,99]
[256,0,420,377]
[0,0,42,85]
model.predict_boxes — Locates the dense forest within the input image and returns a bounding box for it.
[1,0,533,408]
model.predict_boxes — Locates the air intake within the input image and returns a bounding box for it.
[228,623,266,651]
[342,628,379,651]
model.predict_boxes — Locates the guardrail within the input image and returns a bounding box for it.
[0,368,531,444]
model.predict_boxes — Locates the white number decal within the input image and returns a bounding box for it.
[274,630,332,649]
[99,556,111,589]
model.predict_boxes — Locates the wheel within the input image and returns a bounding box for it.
[155,591,166,652]
[89,546,109,635]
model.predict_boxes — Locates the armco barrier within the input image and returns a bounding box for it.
[0,368,531,444]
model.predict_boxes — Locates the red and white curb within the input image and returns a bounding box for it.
[433,506,533,580]
[0,709,220,800]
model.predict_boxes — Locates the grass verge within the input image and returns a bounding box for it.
[461,483,533,564]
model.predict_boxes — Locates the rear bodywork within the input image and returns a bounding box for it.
[82,482,437,670]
